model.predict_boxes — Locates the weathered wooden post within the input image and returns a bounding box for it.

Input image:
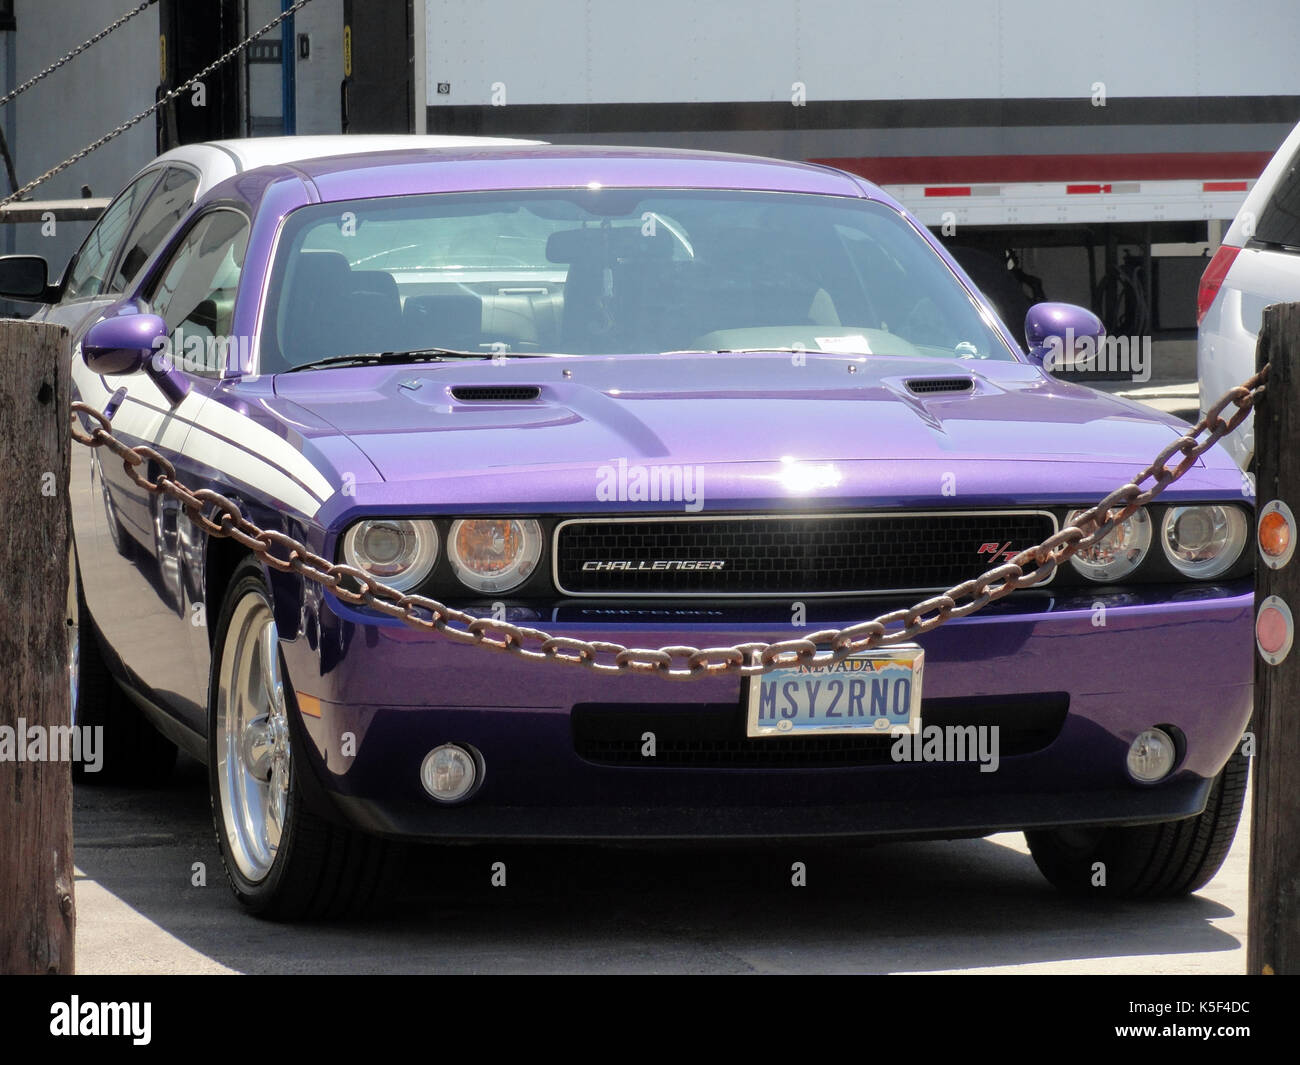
[1249,301,1300,975]
[0,319,74,974]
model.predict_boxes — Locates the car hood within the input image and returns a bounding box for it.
[270,353,1235,510]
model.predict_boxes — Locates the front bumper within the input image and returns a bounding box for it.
[277,580,1253,841]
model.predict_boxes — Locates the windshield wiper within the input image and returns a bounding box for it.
[284,347,544,373]
[659,348,866,355]
[658,348,804,355]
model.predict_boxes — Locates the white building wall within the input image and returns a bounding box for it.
[0,0,159,270]
[0,0,345,279]
[291,0,342,135]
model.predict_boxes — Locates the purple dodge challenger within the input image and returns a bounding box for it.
[5,143,1253,917]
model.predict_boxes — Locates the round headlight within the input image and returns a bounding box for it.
[341,519,439,592]
[1161,505,1247,578]
[1066,506,1151,582]
[448,518,542,593]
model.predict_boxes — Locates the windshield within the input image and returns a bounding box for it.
[261,188,1014,370]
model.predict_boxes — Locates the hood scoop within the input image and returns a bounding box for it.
[905,377,974,395]
[450,385,542,402]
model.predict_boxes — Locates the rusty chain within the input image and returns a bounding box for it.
[68,366,1267,680]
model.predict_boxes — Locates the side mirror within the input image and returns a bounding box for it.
[82,312,169,375]
[82,307,189,403]
[0,254,51,302]
[1024,302,1106,372]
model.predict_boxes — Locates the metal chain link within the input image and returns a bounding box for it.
[0,1,158,112]
[68,366,1267,680]
[0,0,316,209]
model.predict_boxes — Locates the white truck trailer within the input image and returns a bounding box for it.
[403,0,1300,339]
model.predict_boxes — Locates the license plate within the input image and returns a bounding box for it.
[746,645,924,738]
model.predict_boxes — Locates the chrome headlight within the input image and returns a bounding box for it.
[1066,506,1152,582]
[1161,505,1248,578]
[448,518,543,593]
[341,519,439,592]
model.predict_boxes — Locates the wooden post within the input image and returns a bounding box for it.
[1249,302,1300,975]
[0,320,74,974]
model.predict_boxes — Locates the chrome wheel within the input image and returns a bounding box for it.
[215,592,290,883]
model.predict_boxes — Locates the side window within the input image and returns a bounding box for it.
[108,167,200,293]
[148,210,251,375]
[1256,144,1300,249]
[63,170,159,301]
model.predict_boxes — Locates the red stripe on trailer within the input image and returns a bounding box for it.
[1203,180,1249,192]
[813,151,1272,184]
[924,186,971,197]
[1067,183,1112,194]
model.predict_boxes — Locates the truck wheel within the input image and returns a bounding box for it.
[208,558,396,919]
[72,566,177,784]
[1025,744,1249,898]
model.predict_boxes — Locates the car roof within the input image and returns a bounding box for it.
[265,144,877,202]
[145,134,545,191]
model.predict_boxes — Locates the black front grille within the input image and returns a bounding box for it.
[906,377,974,394]
[573,694,1068,768]
[555,512,1056,596]
[450,385,541,401]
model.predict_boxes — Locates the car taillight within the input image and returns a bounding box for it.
[1196,244,1240,325]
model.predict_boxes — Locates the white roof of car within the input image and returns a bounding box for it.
[145,134,545,192]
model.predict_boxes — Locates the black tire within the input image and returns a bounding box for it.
[1026,744,1249,899]
[73,567,177,785]
[208,558,398,920]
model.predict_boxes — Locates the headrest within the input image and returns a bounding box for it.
[546,225,673,264]
[289,249,352,293]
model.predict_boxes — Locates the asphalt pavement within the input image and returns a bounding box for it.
[73,753,1250,975]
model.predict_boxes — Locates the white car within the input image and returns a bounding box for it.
[28,134,540,338]
[1197,119,1300,470]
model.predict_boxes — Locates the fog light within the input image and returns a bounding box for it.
[420,744,479,802]
[1126,728,1177,783]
